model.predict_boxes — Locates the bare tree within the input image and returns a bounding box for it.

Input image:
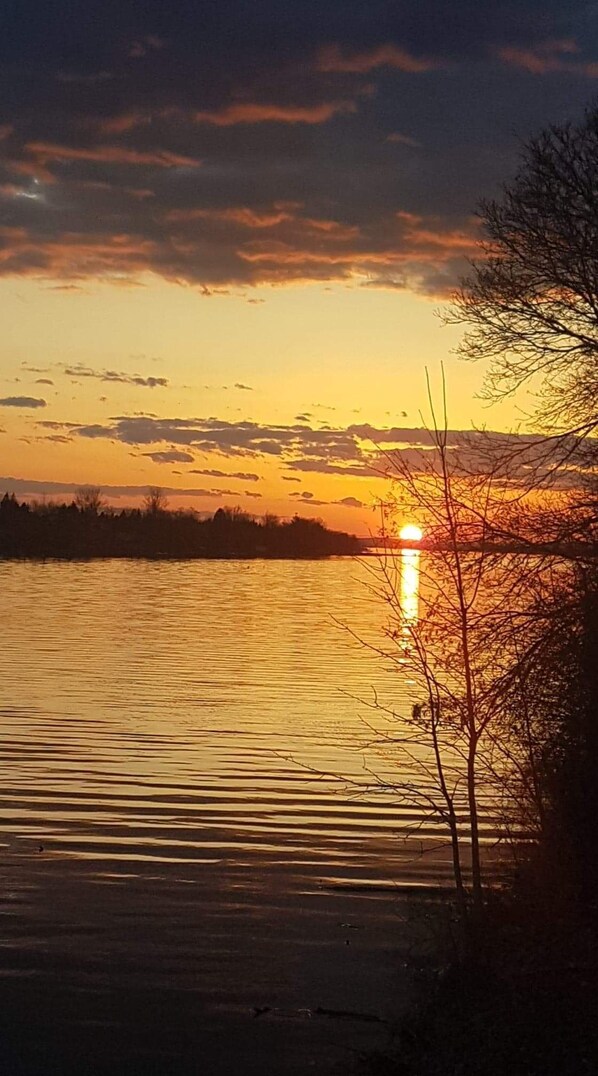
[449,106,598,435]
[74,486,105,514]
[143,487,168,515]
[358,376,570,913]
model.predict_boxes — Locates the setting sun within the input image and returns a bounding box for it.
[399,524,423,542]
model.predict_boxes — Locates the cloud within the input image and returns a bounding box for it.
[189,468,261,481]
[290,491,329,506]
[142,450,195,463]
[286,460,378,476]
[62,364,168,387]
[66,413,557,491]
[498,38,598,77]
[0,476,263,501]
[0,396,46,408]
[317,43,439,73]
[129,34,165,59]
[386,132,420,147]
[234,383,253,391]
[192,100,356,126]
[35,378,54,385]
[1,2,596,296]
[336,496,365,508]
[24,142,200,169]
[73,414,364,462]
[289,490,366,509]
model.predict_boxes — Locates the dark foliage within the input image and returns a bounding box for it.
[533,570,598,904]
[0,494,360,560]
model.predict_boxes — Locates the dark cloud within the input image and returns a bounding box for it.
[0,1,595,294]
[189,468,261,481]
[65,413,561,486]
[37,420,81,429]
[74,415,363,462]
[35,377,54,385]
[0,395,46,407]
[62,364,168,387]
[336,495,365,508]
[287,460,378,477]
[0,476,261,501]
[290,490,366,508]
[142,449,194,463]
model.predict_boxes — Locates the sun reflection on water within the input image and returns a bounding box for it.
[400,548,420,624]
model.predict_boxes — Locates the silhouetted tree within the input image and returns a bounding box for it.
[360,377,570,913]
[450,106,598,434]
[74,486,105,514]
[0,495,359,560]
[143,487,168,514]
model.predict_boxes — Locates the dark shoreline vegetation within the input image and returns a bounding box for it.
[359,108,598,1076]
[0,492,361,560]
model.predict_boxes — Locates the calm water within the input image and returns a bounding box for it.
[0,559,459,1075]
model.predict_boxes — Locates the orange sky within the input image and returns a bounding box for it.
[2,2,594,534]
[0,274,528,533]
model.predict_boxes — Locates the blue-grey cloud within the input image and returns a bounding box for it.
[0,476,263,501]
[52,412,582,489]
[290,490,366,508]
[189,468,261,481]
[142,449,194,463]
[0,396,46,408]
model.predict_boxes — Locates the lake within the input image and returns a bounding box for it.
[0,558,467,1075]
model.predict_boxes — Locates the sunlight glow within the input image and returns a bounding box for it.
[399,524,423,542]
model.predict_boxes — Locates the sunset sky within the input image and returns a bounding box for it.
[1,0,597,531]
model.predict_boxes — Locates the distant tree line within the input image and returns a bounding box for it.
[0,489,360,559]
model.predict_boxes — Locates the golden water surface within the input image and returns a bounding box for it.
[0,557,463,1075]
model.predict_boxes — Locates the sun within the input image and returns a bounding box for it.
[399,524,423,543]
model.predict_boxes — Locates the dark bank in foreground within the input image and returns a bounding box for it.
[0,492,361,559]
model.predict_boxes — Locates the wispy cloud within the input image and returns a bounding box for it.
[317,42,439,73]
[189,468,261,481]
[25,141,200,168]
[142,450,194,463]
[498,38,598,77]
[192,100,356,126]
[63,364,168,388]
[0,476,263,501]
[0,396,46,408]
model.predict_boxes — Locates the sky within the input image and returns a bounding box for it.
[1,0,597,532]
